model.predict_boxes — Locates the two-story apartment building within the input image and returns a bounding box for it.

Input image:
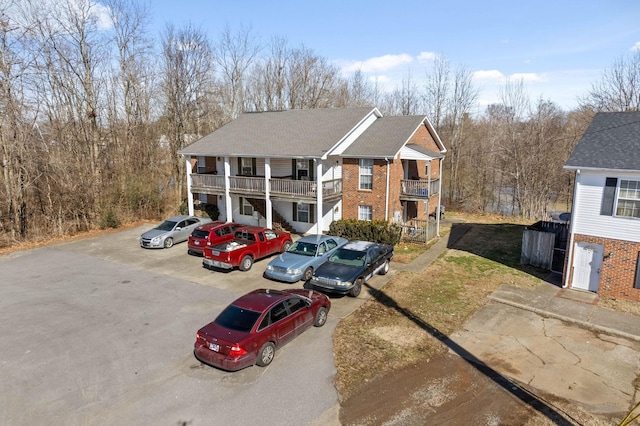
[563,111,640,301]
[178,107,446,236]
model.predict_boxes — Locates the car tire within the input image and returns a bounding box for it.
[314,307,328,327]
[349,278,363,297]
[164,238,174,248]
[256,342,275,367]
[239,255,253,271]
[282,240,292,252]
[302,267,313,282]
[379,259,390,275]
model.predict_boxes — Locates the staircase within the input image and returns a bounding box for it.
[246,198,297,234]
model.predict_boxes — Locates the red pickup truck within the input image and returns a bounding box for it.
[202,226,293,272]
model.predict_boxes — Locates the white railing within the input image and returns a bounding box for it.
[400,179,439,197]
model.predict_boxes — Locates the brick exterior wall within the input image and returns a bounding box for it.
[566,234,640,301]
[341,123,443,222]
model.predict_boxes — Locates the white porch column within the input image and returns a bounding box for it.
[316,159,323,233]
[185,156,194,216]
[224,157,233,222]
[265,159,272,229]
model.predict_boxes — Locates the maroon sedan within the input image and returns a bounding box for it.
[194,288,331,371]
[187,221,241,256]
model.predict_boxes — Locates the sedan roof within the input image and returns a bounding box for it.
[232,289,292,312]
[342,241,378,251]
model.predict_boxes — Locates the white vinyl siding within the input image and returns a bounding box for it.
[572,172,640,243]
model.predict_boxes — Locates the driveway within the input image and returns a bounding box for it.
[0,224,380,425]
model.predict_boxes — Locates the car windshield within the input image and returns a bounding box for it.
[287,241,317,257]
[329,248,366,267]
[155,220,177,231]
[214,304,261,332]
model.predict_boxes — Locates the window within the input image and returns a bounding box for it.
[197,156,206,173]
[617,180,640,218]
[358,205,372,221]
[198,193,208,203]
[240,197,253,216]
[284,297,305,314]
[325,239,338,251]
[238,157,256,176]
[359,159,373,190]
[293,203,315,223]
[265,229,277,240]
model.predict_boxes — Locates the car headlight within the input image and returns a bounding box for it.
[266,265,274,271]
[337,280,352,287]
[290,268,302,274]
[151,236,162,243]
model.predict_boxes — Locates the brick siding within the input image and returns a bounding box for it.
[567,234,640,301]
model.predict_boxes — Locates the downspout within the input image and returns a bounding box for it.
[185,156,194,216]
[564,169,580,289]
[316,159,323,233]
[437,159,442,237]
[224,157,232,222]
[265,159,272,229]
[385,158,390,221]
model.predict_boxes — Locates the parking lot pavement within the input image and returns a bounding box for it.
[0,225,385,425]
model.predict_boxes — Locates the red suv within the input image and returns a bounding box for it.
[187,221,242,256]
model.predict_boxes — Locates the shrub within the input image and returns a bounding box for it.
[329,219,401,246]
[99,209,122,229]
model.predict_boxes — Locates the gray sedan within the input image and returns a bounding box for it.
[263,234,348,282]
[140,215,212,249]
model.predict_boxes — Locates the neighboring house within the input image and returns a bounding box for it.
[563,111,640,301]
[177,107,446,236]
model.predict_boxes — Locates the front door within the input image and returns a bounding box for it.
[571,242,603,292]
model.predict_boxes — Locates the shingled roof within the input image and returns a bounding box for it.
[565,111,640,171]
[341,115,437,158]
[178,107,379,158]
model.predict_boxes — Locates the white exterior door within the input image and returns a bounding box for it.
[571,242,603,292]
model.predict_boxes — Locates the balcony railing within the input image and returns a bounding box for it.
[189,174,342,201]
[400,179,439,199]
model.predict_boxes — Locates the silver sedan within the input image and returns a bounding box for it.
[140,215,212,249]
[263,234,348,282]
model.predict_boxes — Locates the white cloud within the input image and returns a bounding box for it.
[417,51,437,63]
[341,54,414,73]
[472,70,505,81]
[631,42,640,52]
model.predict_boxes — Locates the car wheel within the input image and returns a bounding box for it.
[239,255,253,271]
[256,342,275,367]
[314,307,328,327]
[164,237,174,248]
[349,278,363,297]
[302,267,313,282]
[282,240,292,252]
[379,259,390,275]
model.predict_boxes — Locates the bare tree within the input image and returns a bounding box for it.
[215,24,260,119]
[160,23,215,204]
[580,51,640,112]
[286,45,343,109]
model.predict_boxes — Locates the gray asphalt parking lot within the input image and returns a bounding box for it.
[0,224,377,425]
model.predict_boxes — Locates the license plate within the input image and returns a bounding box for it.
[212,250,220,256]
[209,342,219,352]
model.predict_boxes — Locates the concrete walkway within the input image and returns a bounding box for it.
[396,219,640,342]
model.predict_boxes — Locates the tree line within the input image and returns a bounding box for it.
[1,0,639,248]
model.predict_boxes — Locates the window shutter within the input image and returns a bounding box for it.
[237,158,242,175]
[252,158,257,175]
[634,252,640,289]
[292,159,297,179]
[308,160,314,180]
[292,203,297,221]
[310,204,315,223]
[600,177,617,216]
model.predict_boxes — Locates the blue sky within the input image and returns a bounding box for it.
[147,0,640,112]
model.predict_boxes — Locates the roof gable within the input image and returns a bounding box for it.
[341,115,443,158]
[565,111,640,171]
[178,107,378,158]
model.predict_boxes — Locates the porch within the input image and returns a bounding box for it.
[400,178,440,201]
[190,174,343,202]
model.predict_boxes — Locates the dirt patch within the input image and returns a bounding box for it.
[340,353,535,425]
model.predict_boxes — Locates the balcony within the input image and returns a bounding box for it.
[189,174,342,202]
[400,179,439,201]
